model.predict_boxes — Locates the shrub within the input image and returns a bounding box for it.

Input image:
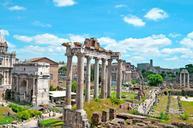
[159,112,169,120]
[8,104,26,113]
[17,110,42,120]
[129,109,140,115]
[72,80,77,92]
[180,113,189,120]
[110,96,124,105]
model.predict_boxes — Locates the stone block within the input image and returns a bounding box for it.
[109,108,115,120]
[91,112,101,125]
[102,110,109,122]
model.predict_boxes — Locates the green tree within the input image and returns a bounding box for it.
[58,66,67,75]
[147,74,163,86]
[185,64,193,73]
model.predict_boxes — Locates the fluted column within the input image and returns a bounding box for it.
[107,59,112,98]
[32,78,36,106]
[101,58,107,98]
[94,57,99,99]
[183,73,186,87]
[85,56,91,102]
[180,73,182,87]
[65,55,73,109]
[117,59,123,99]
[187,73,190,88]
[76,53,85,114]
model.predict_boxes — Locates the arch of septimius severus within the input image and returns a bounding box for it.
[62,38,124,127]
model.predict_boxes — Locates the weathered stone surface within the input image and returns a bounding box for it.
[91,112,101,125]
[102,110,109,122]
[109,108,116,120]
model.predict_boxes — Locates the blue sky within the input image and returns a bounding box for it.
[1,0,193,68]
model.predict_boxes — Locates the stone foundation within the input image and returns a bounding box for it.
[63,108,89,128]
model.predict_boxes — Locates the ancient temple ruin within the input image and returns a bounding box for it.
[180,69,190,88]
[62,38,124,127]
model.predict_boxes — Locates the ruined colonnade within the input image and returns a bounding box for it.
[63,38,123,115]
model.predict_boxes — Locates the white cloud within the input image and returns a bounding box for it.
[32,21,52,28]
[144,8,168,21]
[53,0,76,7]
[123,16,145,27]
[8,5,26,11]
[168,33,181,38]
[164,56,178,61]
[180,32,193,48]
[68,34,87,42]
[115,4,127,8]
[14,35,33,42]
[0,29,9,36]
[14,33,68,45]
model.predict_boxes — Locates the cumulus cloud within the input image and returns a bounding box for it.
[0,29,9,36]
[144,8,168,21]
[164,56,179,61]
[180,32,193,48]
[8,5,26,11]
[123,16,145,27]
[53,0,76,7]
[14,33,68,45]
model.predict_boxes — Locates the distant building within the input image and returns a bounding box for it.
[0,34,16,101]
[11,62,50,106]
[137,60,153,71]
[112,61,142,84]
[30,57,59,88]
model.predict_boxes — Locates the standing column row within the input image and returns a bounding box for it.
[116,59,123,99]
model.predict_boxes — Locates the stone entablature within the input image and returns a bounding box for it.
[11,62,50,106]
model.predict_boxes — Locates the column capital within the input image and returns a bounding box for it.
[85,56,92,60]
[117,59,124,63]
[94,57,100,61]
[101,58,106,62]
[76,52,85,57]
[108,59,113,63]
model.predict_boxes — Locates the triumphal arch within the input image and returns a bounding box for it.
[62,38,124,127]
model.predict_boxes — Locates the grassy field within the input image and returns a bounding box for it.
[151,96,168,117]
[39,118,64,128]
[0,106,15,125]
[181,101,193,116]
[111,91,137,101]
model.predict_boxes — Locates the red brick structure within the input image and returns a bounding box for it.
[30,57,59,88]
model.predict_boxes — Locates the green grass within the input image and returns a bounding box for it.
[0,106,15,125]
[181,101,193,116]
[111,91,137,101]
[0,116,14,125]
[84,99,121,120]
[151,96,168,117]
[39,118,64,128]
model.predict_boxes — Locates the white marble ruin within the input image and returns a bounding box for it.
[0,33,16,89]
[180,69,189,88]
[11,62,50,106]
[62,38,124,117]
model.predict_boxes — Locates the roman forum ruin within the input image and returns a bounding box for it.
[180,69,190,88]
[62,38,124,126]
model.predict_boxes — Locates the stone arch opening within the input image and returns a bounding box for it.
[20,80,27,102]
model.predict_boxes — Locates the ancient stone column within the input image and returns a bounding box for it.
[65,55,73,109]
[180,73,182,87]
[117,59,123,99]
[76,53,86,114]
[183,73,186,87]
[32,78,36,106]
[107,59,112,98]
[85,56,91,102]
[101,58,107,98]
[187,73,190,88]
[94,57,99,99]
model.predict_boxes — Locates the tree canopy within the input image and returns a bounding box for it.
[185,64,193,73]
[147,74,163,86]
